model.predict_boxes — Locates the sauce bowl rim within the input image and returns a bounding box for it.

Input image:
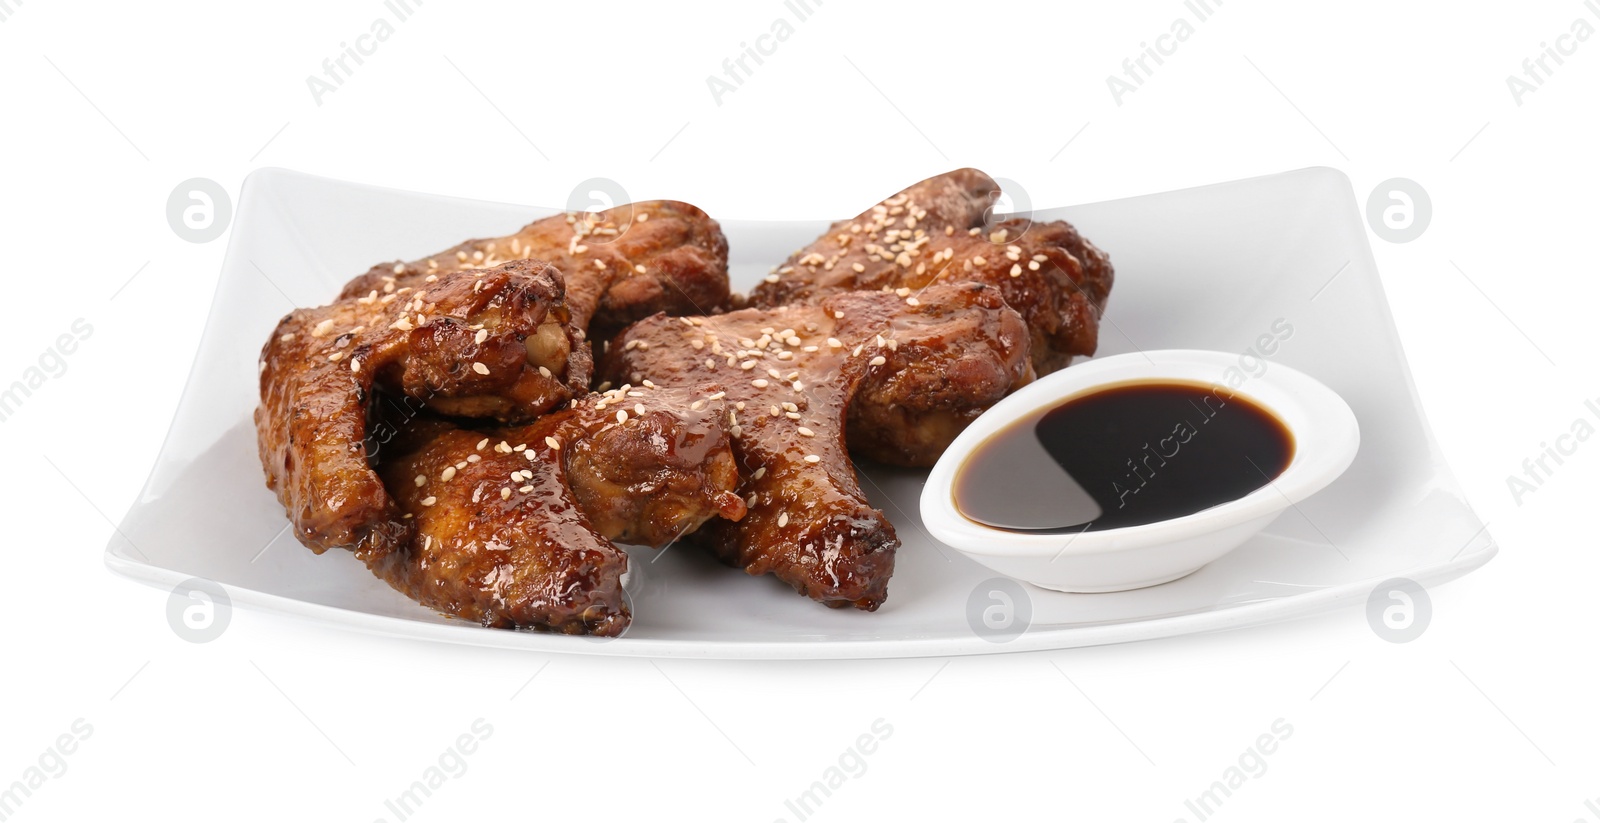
[920,349,1360,559]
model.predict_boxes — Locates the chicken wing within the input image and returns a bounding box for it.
[341,200,731,342]
[746,168,1113,373]
[600,281,1032,610]
[255,260,588,557]
[368,386,746,635]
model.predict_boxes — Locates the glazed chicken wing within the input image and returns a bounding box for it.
[601,282,1032,610]
[368,386,746,635]
[255,260,588,557]
[341,200,731,342]
[747,169,1113,373]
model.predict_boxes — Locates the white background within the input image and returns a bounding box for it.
[2,0,1596,820]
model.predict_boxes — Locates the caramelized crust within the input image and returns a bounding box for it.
[601,282,1031,610]
[747,169,1113,373]
[341,200,731,341]
[254,260,587,556]
[368,386,746,635]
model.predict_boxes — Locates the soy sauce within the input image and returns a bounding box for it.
[954,381,1295,533]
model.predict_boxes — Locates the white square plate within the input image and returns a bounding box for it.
[105,167,1496,658]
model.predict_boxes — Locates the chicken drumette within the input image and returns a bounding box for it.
[601,282,1032,610]
[255,260,589,558]
[746,168,1113,374]
[368,385,746,636]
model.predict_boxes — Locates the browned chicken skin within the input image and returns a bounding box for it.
[747,169,1113,374]
[256,175,1110,629]
[601,282,1032,610]
[367,386,746,635]
[255,260,588,557]
[340,200,731,342]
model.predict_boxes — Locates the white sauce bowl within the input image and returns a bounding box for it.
[920,349,1360,592]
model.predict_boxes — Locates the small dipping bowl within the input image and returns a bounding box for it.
[920,349,1360,592]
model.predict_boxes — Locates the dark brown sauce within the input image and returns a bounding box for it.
[954,381,1295,533]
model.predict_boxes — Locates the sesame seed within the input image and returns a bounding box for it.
[798,427,815,437]
[634,403,646,416]
[827,338,842,348]
[538,366,553,378]
[616,410,628,423]
[472,362,490,375]
[777,512,789,528]
[475,329,489,344]
[1010,264,1022,277]
[804,455,821,463]
[501,487,512,500]
[545,436,561,450]
[422,496,437,506]
[869,356,887,366]
[519,485,534,494]
[311,319,335,337]
[350,357,361,372]
[753,467,766,479]
[392,264,406,274]
[514,443,526,451]
[741,360,756,370]
[634,264,647,274]
[477,438,489,450]
[752,379,769,388]
[414,474,426,487]
[834,311,845,319]
[785,412,801,420]
[594,259,607,270]
[709,391,726,400]
[441,466,456,481]
[467,454,481,463]
[1028,261,1041,271]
